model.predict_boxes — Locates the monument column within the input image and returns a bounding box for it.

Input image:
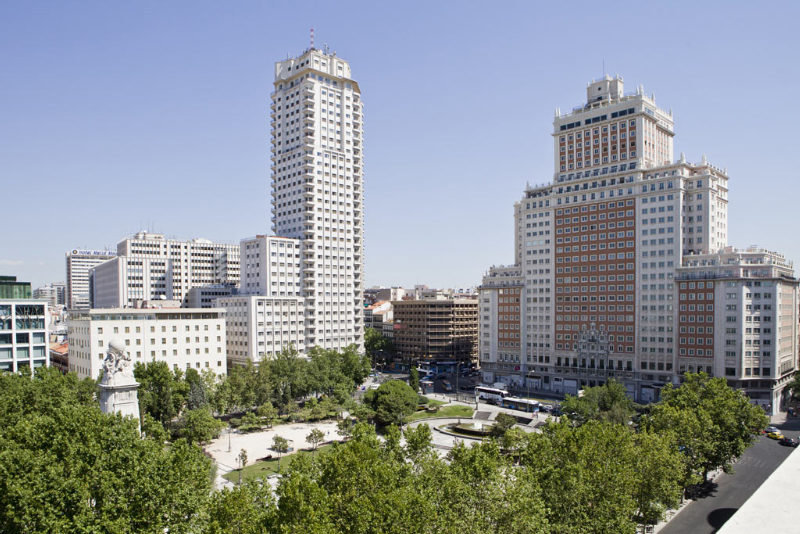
[98,339,141,430]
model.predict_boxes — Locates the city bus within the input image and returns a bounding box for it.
[474,386,508,404]
[501,396,540,413]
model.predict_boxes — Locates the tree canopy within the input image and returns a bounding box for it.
[642,372,768,483]
[0,368,213,533]
[364,380,418,426]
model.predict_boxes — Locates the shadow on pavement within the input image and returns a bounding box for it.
[685,481,719,500]
[708,507,737,532]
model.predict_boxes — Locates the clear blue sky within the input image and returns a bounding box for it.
[2,1,799,289]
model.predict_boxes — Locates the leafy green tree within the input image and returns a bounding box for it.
[523,420,640,533]
[561,378,635,426]
[237,449,248,486]
[306,428,325,452]
[365,379,418,426]
[788,372,800,401]
[176,407,225,444]
[256,401,278,428]
[0,369,213,533]
[134,360,184,424]
[272,435,290,472]
[337,417,355,439]
[364,327,393,359]
[267,348,309,412]
[206,480,275,534]
[403,423,434,462]
[644,373,768,483]
[409,367,420,393]
[491,412,517,437]
[632,430,684,529]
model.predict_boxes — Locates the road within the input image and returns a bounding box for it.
[660,419,799,534]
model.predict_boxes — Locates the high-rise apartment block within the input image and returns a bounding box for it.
[270,47,365,353]
[65,250,116,309]
[215,47,366,363]
[91,232,239,308]
[479,76,797,413]
[34,282,66,308]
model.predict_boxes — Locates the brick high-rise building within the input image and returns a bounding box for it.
[479,75,797,413]
[393,299,478,363]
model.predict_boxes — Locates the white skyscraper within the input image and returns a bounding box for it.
[269,47,364,352]
[66,249,116,310]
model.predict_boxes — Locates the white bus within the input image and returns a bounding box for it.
[475,386,508,404]
[502,396,540,413]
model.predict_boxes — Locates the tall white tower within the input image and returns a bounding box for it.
[270,47,364,352]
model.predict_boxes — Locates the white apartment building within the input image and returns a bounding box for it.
[676,247,798,411]
[66,249,116,310]
[0,299,49,373]
[479,75,795,411]
[91,232,239,308]
[239,235,303,297]
[34,283,66,308]
[269,46,365,353]
[67,307,227,379]
[217,295,305,365]
[186,284,237,308]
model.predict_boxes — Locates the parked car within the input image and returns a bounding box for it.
[767,431,785,440]
[779,437,799,447]
[540,404,553,413]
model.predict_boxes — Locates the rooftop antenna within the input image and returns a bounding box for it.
[310,27,315,50]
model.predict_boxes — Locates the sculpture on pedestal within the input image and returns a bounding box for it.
[98,339,141,429]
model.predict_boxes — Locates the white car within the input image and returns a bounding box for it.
[766,426,780,434]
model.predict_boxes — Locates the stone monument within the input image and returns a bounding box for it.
[98,339,140,429]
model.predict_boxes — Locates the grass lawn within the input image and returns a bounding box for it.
[222,444,334,483]
[406,404,474,423]
[422,397,447,407]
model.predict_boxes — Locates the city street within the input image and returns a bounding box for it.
[659,418,799,533]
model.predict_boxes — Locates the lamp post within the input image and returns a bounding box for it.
[456,361,460,401]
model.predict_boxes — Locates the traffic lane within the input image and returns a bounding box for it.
[659,430,797,534]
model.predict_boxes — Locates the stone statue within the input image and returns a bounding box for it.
[100,339,135,386]
[98,338,140,427]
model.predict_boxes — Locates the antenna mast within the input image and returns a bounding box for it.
[310,27,315,50]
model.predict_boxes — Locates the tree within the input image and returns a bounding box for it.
[632,430,684,529]
[0,369,213,533]
[644,373,768,484]
[364,327,393,360]
[337,417,355,439]
[134,360,183,425]
[788,372,800,401]
[256,401,278,428]
[561,379,635,426]
[206,480,275,534]
[491,412,517,437]
[403,423,434,462]
[365,380,419,427]
[237,449,248,486]
[523,420,640,533]
[409,367,420,393]
[306,428,325,453]
[176,407,225,444]
[272,435,290,472]
[184,368,208,410]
